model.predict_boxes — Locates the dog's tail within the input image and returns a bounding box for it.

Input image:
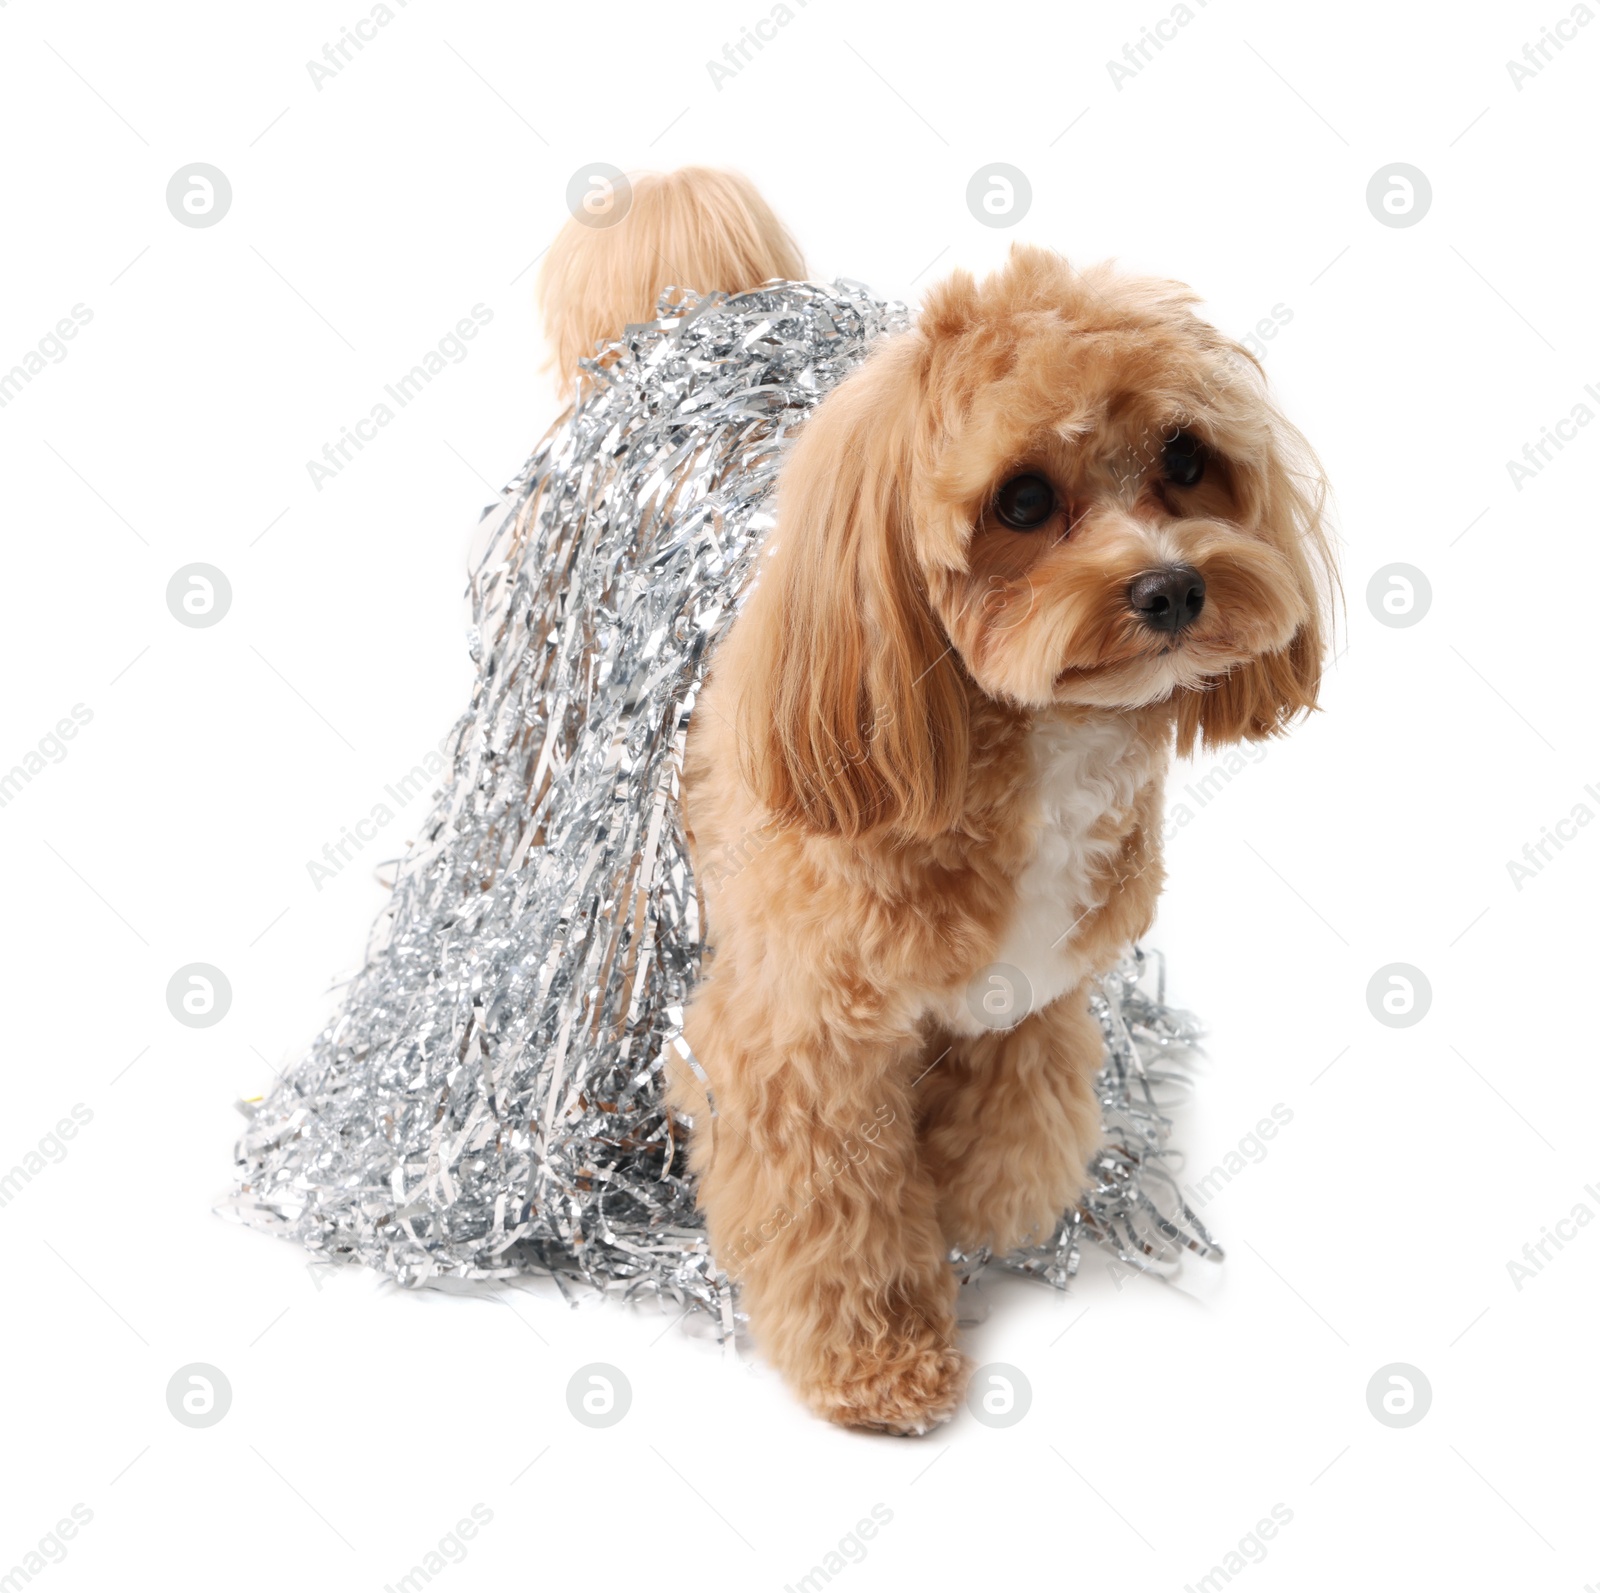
[536,166,804,386]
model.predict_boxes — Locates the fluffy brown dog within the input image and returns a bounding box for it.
[540,168,1335,1434]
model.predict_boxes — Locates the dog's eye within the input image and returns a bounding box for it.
[1162,430,1207,487]
[994,474,1055,531]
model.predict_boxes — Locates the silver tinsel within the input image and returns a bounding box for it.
[225,280,1221,1328]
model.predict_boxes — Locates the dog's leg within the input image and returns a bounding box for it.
[674,981,967,1434]
[917,988,1104,1255]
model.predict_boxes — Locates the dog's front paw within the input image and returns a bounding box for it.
[804,1339,970,1436]
[938,1172,1080,1257]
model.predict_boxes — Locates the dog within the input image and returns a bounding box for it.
[538,167,1335,1433]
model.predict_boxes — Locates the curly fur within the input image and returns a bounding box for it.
[539,169,1336,1433]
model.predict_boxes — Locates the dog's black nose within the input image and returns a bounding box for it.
[1128,566,1205,633]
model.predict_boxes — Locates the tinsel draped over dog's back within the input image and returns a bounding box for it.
[225,282,1218,1322]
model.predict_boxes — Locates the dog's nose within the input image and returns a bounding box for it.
[1128,566,1205,633]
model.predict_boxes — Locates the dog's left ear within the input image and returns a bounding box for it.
[1175,418,1335,755]
[1174,626,1323,753]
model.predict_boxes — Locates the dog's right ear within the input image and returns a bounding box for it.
[735,338,970,839]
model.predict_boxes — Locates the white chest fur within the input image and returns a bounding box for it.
[955,715,1154,1034]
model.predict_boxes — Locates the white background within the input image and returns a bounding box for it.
[1,0,1596,1588]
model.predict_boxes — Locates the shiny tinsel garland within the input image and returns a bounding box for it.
[225,281,1221,1328]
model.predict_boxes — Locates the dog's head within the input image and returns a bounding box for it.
[740,245,1336,837]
